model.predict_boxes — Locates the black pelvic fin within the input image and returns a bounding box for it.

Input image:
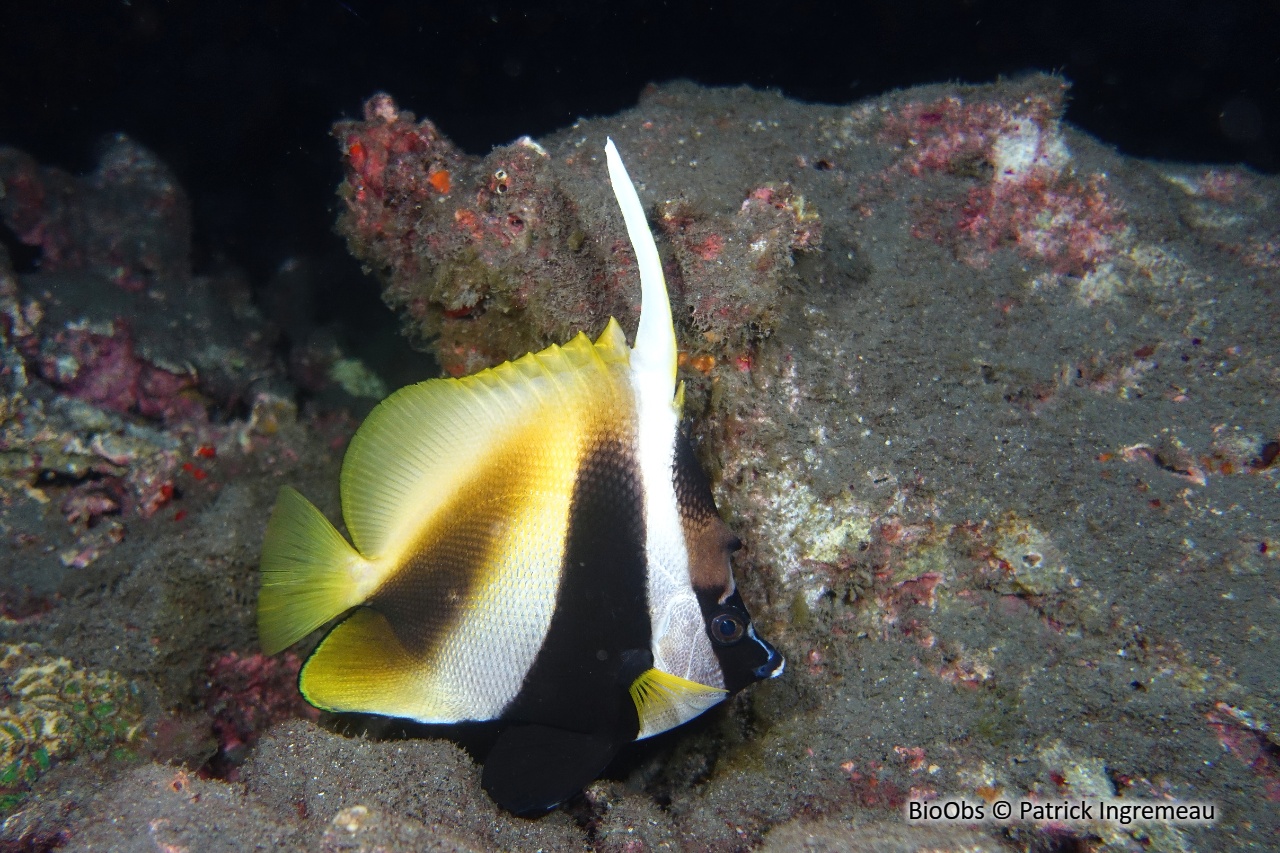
[481,724,621,818]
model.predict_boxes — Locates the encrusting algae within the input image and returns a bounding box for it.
[0,644,143,811]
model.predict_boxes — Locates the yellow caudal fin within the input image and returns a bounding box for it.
[629,668,726,739]
[257,486,375,654]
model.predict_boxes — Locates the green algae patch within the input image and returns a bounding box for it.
[0,644,144,812]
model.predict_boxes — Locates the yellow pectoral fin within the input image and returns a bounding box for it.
[628,668,727,740]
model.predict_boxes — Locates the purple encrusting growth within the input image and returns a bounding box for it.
[0,137,295,573]
[0,75,1277,850]
[202,651,318,780]
[873,79,1127,277]
[0,137,282,424]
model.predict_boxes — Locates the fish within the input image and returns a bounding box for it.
[256,139,784,817]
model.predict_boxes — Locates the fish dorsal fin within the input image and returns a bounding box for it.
[628,668,726,740]
[606,139,677,395]
[340,323,631,561]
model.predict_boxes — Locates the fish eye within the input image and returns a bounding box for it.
[710,612,746,645]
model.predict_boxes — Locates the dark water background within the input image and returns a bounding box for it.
[1,0,1276,316]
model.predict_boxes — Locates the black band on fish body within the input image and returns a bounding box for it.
[618,648,655,686]
[486,437,650,814]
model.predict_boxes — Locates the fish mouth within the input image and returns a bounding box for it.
[760,655,786,679]
[753,640,786,680]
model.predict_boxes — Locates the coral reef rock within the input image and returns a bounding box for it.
[1,75,1276,850]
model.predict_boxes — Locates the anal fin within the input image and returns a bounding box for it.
[481,725,620,818]
[301,608,438,721]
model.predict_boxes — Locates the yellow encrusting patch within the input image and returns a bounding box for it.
[628,667,727,739]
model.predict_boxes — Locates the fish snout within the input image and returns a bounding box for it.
[753,640,786,680]
[747,625,785,681]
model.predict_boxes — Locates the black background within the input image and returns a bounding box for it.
[2,0,1276,298]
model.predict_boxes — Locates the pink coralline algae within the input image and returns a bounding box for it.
[338,93,462,235]
[60,485,121,527]
[202,651,318,777]
[879,81,1126,276]
[840,758,909,810]
[956,169,1122,275]
[333,92,819,377]
[879,94,1060,177]
[1206,702,1280,802]
[335,93,624,376]
[658,183,820,349]
[37,322,204,423]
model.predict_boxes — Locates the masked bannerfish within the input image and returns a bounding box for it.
[257,139,784,817]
